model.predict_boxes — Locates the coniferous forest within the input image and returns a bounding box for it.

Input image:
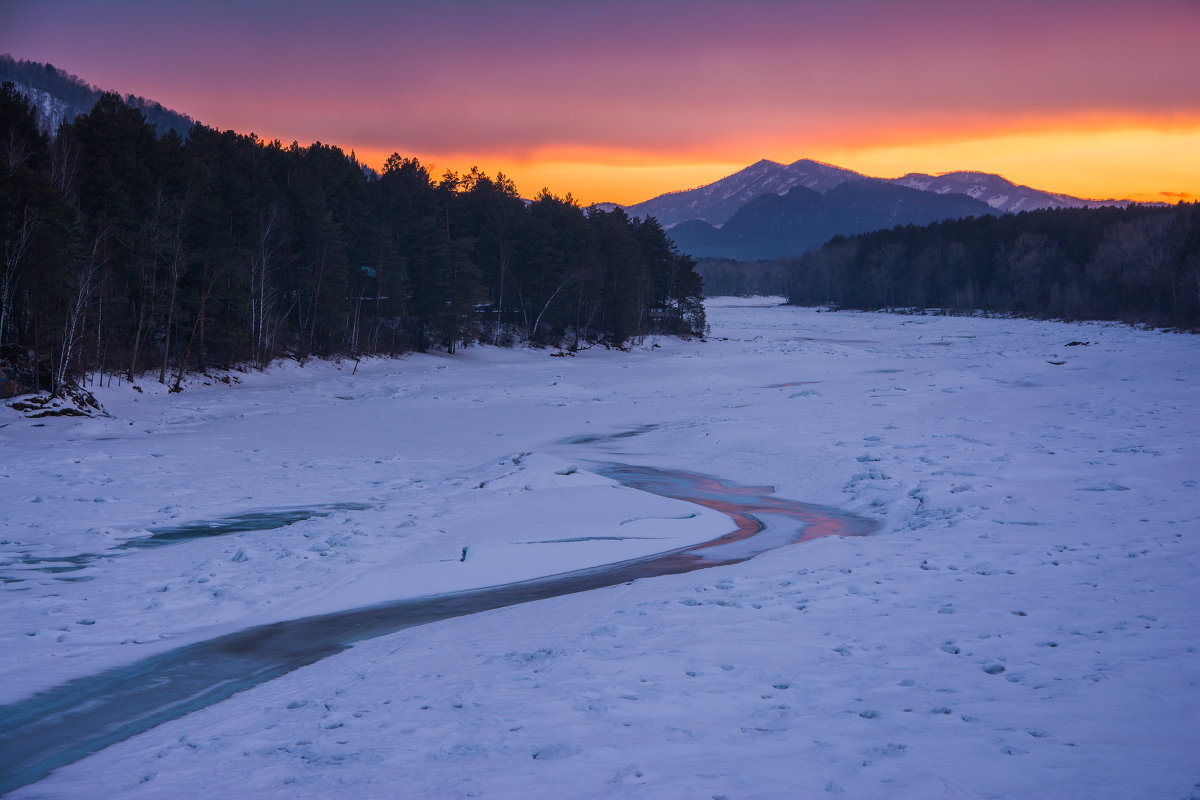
[786,204,1200,330]
[0,83,706,397]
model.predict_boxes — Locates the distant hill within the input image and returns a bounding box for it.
[0,54,194,137]
[669,179,995,261]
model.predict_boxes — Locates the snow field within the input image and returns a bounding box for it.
[2,298,1197,798]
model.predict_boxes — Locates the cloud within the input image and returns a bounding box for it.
[3,0,1197,203]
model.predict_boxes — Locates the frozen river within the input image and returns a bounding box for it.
[1,298,1196,798]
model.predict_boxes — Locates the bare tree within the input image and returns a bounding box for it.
[55,230,101,394]
[529,274,574,344]
[157,194,188,385]
[127,188,166,380]
[250,202,282,367]
[49,129,80,203]
[0,199,37,343]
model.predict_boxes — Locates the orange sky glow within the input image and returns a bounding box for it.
[347,121,1200,207]
[3,0,1197,206]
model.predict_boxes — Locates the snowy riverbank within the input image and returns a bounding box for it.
[2,299,1197,798]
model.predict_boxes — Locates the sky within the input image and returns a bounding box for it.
[2,0,1198,205]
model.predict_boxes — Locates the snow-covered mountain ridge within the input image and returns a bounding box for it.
[892,170,1133,214]
[625,159,1142,228]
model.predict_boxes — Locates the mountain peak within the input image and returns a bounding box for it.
[626,158,863,228]
[919,170,1006,181]
[788,157,854,172]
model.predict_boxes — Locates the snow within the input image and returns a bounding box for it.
[9,82,78,136]
[2,299,1198,798]
[889,172,1129,214]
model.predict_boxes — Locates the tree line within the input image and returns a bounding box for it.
[0,84,705,397]
[695,257,791,297]
[785,204,1200,330]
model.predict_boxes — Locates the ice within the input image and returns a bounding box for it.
[1,299,1197,798]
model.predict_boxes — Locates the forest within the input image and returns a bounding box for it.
[0,83,706,398]
[785,204,1200,330]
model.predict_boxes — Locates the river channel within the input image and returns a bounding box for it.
[0,463,876,795]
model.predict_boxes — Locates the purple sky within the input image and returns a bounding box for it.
[3,0,1197,203]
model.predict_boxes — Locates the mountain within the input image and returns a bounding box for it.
[669,178,995,261]
[890,171,1134,213]
[628,159,1137,231]
[623,157,1147,261]
[625,158,863,228]
[0,54,194,137]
